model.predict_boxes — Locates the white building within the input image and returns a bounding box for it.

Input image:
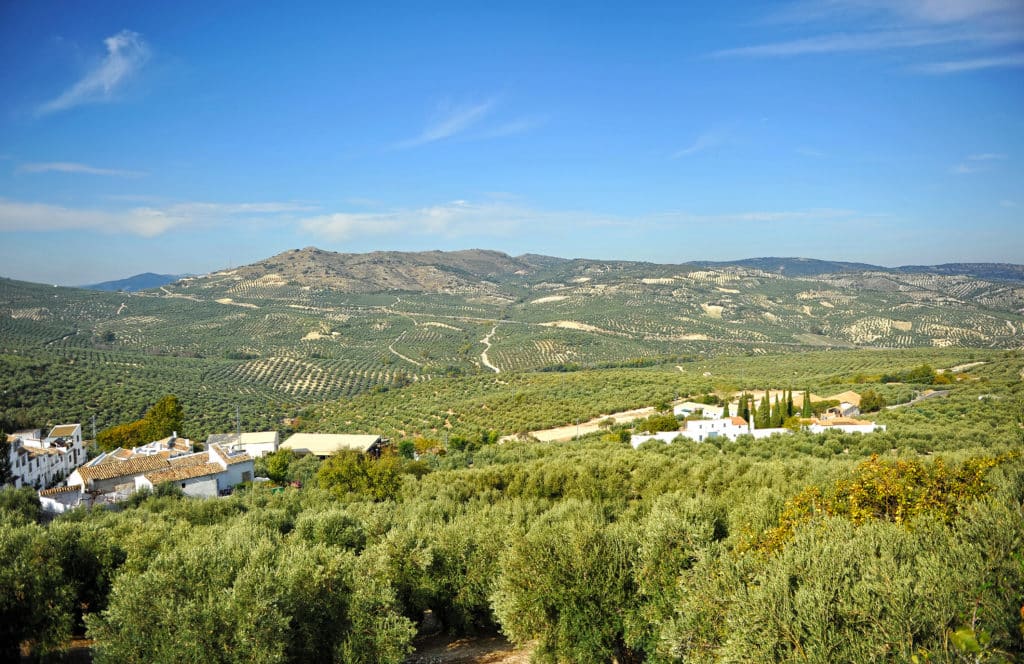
[807,419,885,435]
[205,431,279,458]
[59,442,254,509]
[673,401,725,419]
[281,433,384,458]
[4,424,86,489]
[631,414,884,449]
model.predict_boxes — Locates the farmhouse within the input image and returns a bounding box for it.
[59,442,254,509]
[4,424,86,490]
[206,431,279,458]
[280,433,384,458]
[806,417,886,434]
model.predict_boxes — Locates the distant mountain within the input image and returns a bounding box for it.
[687,257,1024,284]
[895,263,1024,283]
[688,257,883,277]
[175,247,543,294]
[82,273,183,292]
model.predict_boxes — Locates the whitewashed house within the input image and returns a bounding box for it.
[4,424,86,489]
[62,442,254,507]
[632,416,791,448]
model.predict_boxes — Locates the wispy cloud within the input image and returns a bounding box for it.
[18,161,146,178]
[0,199,314,236]
[479,116,547,139]
[394,99,496,149]
[714,2,1024,72]
[951,152,1008,174]
[299,199,871,241]
[671,132,723,158]
[38,30,150,115]
[796,147,826,158]
[915,53,1024,74]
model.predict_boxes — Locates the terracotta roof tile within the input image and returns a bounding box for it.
[145,462,224,485]
[77,454,170,482]
[39,484,83,496]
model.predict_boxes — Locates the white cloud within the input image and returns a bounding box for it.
[0,199,314,236]
[394,99,496,148]
[915,53,1024,73]
[38,30,150,115]
[967,153,1008,161]
[18,161,146,177]
[671,132,723,158]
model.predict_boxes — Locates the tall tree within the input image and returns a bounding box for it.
[786,390,794,418]
[801,389,812,417]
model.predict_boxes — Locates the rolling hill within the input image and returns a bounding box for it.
[1,247,1022,437]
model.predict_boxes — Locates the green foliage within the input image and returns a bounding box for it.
[492,500,643,663]
[859,387,886,412]
[86,525,415,663]
[96,394,184,451]
[754,453,1008,552]
[0,486,42,525]
[315,452,405,502]
[637,413,680,434]
[0,522,73,659]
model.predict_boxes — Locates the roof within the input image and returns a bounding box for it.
[169,453,213,468]
[281,433,382,455]
[146,462,225,485]
[209,443,252,466]
[39,484,83,496]
[76,454,171,482]
[730,416,748,426]
[206,431,278,446]
[826,391,862,406]
[48,424,80,438]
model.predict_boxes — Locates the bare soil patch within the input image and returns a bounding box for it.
[407,634,532,664]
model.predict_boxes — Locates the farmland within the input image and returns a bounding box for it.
[1,248,1023,440]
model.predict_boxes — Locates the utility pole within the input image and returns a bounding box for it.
[235,405,241,437]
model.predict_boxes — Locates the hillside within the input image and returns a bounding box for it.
[2,248,1023,438]
[83,272,184,292]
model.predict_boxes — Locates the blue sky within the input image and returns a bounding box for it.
[1,0,1022,284]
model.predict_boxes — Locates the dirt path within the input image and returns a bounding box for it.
[502,406,655,443]
[941,361,987,373]
[407,634,531,664]
[480,325,500,373]
[389,330,424,367]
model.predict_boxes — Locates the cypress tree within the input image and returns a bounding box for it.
[786,389,794,417]
[757,394,771,428]
[801,389,812,417]
[723,402,730,418]
[772,395,783,427]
